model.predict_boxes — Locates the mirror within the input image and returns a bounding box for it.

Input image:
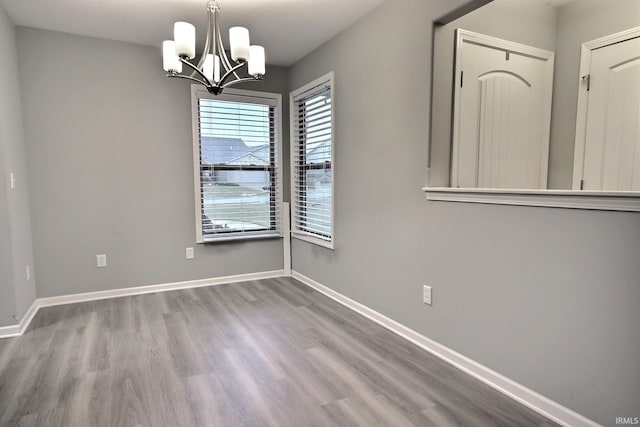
[429,0,640,191]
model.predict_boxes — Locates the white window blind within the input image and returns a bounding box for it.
[192,87,282,242]
[290,72,334,248]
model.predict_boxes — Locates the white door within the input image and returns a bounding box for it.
[575,32,640,191]
[452,30,554,189]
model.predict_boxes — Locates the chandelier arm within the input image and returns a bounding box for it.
[180,57,214,87]
[168,73,210,87]
[218,60,246,87]
[221,76,261,90]
[193,6,214,74]
[215,20,241,81]
[210,1,218,64]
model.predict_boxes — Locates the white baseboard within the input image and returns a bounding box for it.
[37,270,285,308]
[291,270,601,427]
[0,299,40,338]
[0,323,20,338]
[18,299,40,335]
[0,270,284,339]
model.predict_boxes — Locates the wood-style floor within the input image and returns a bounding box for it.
[0,277,558,426]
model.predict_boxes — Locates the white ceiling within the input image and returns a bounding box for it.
[0,0,385,66]
[533,0,577,6]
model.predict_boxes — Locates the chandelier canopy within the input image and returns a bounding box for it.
[162,0,265,95]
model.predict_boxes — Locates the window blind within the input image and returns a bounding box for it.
[193,89,281,242]
[291,75,334,246]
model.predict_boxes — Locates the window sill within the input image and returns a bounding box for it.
[292,232,335,250]
[198,231,282,244]
[423,187,640,212]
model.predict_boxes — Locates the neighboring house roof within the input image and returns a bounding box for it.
[227,145,270,166]
[227,152,269,166]
[201,137,270,165]
[200,137,248,164]
[306,139,331,163]
[200,136,270,166]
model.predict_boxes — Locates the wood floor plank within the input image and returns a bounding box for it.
[0,277,560,426]
[64,371,97,427]
[244,323,346,406]
[307,346,417,427]
[218,348,282,426]
[108,332,154,426]
[183,374,233,427]
[88,368,115,426]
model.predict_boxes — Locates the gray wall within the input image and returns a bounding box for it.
[549,0,640,188]
[289,0,640,425]
[17,27,288,298]
[0,4,37,326]
[429,0,557,187]
[0,4,17,327]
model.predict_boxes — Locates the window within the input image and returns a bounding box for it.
[191,87,282,242]
[290,72,335,249]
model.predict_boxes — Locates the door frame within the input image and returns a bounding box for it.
[572,26,640,190]
[451,29,554,188]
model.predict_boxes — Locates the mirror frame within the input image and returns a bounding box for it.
[424,0,640,212]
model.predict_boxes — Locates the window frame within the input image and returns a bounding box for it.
[290,72,335,249]
[191,85,283,243]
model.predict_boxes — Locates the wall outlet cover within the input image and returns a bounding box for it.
[96,254,107,268]
[423,285,432,305]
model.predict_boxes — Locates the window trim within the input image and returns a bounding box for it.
[191,85,283,243]
[289,72,335,250]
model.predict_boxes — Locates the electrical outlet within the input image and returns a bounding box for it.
[423,285,432,305]
[26,265,30,281]
[96,254,107,268]
[186,247,195,260]
[9,172,16,190]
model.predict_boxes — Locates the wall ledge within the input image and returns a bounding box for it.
[423,187,640,212]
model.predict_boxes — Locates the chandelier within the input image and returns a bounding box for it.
[162,0,265,95]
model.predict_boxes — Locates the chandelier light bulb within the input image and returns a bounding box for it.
[203,54,221,83]
[248,46,265,77]
[174,22,196,59]
[229,27,250,62]
[203,54,214,82]
[162,40,182,73]
[214,55,221,82]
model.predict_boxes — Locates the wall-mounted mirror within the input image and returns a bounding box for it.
[429,0,640,192]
